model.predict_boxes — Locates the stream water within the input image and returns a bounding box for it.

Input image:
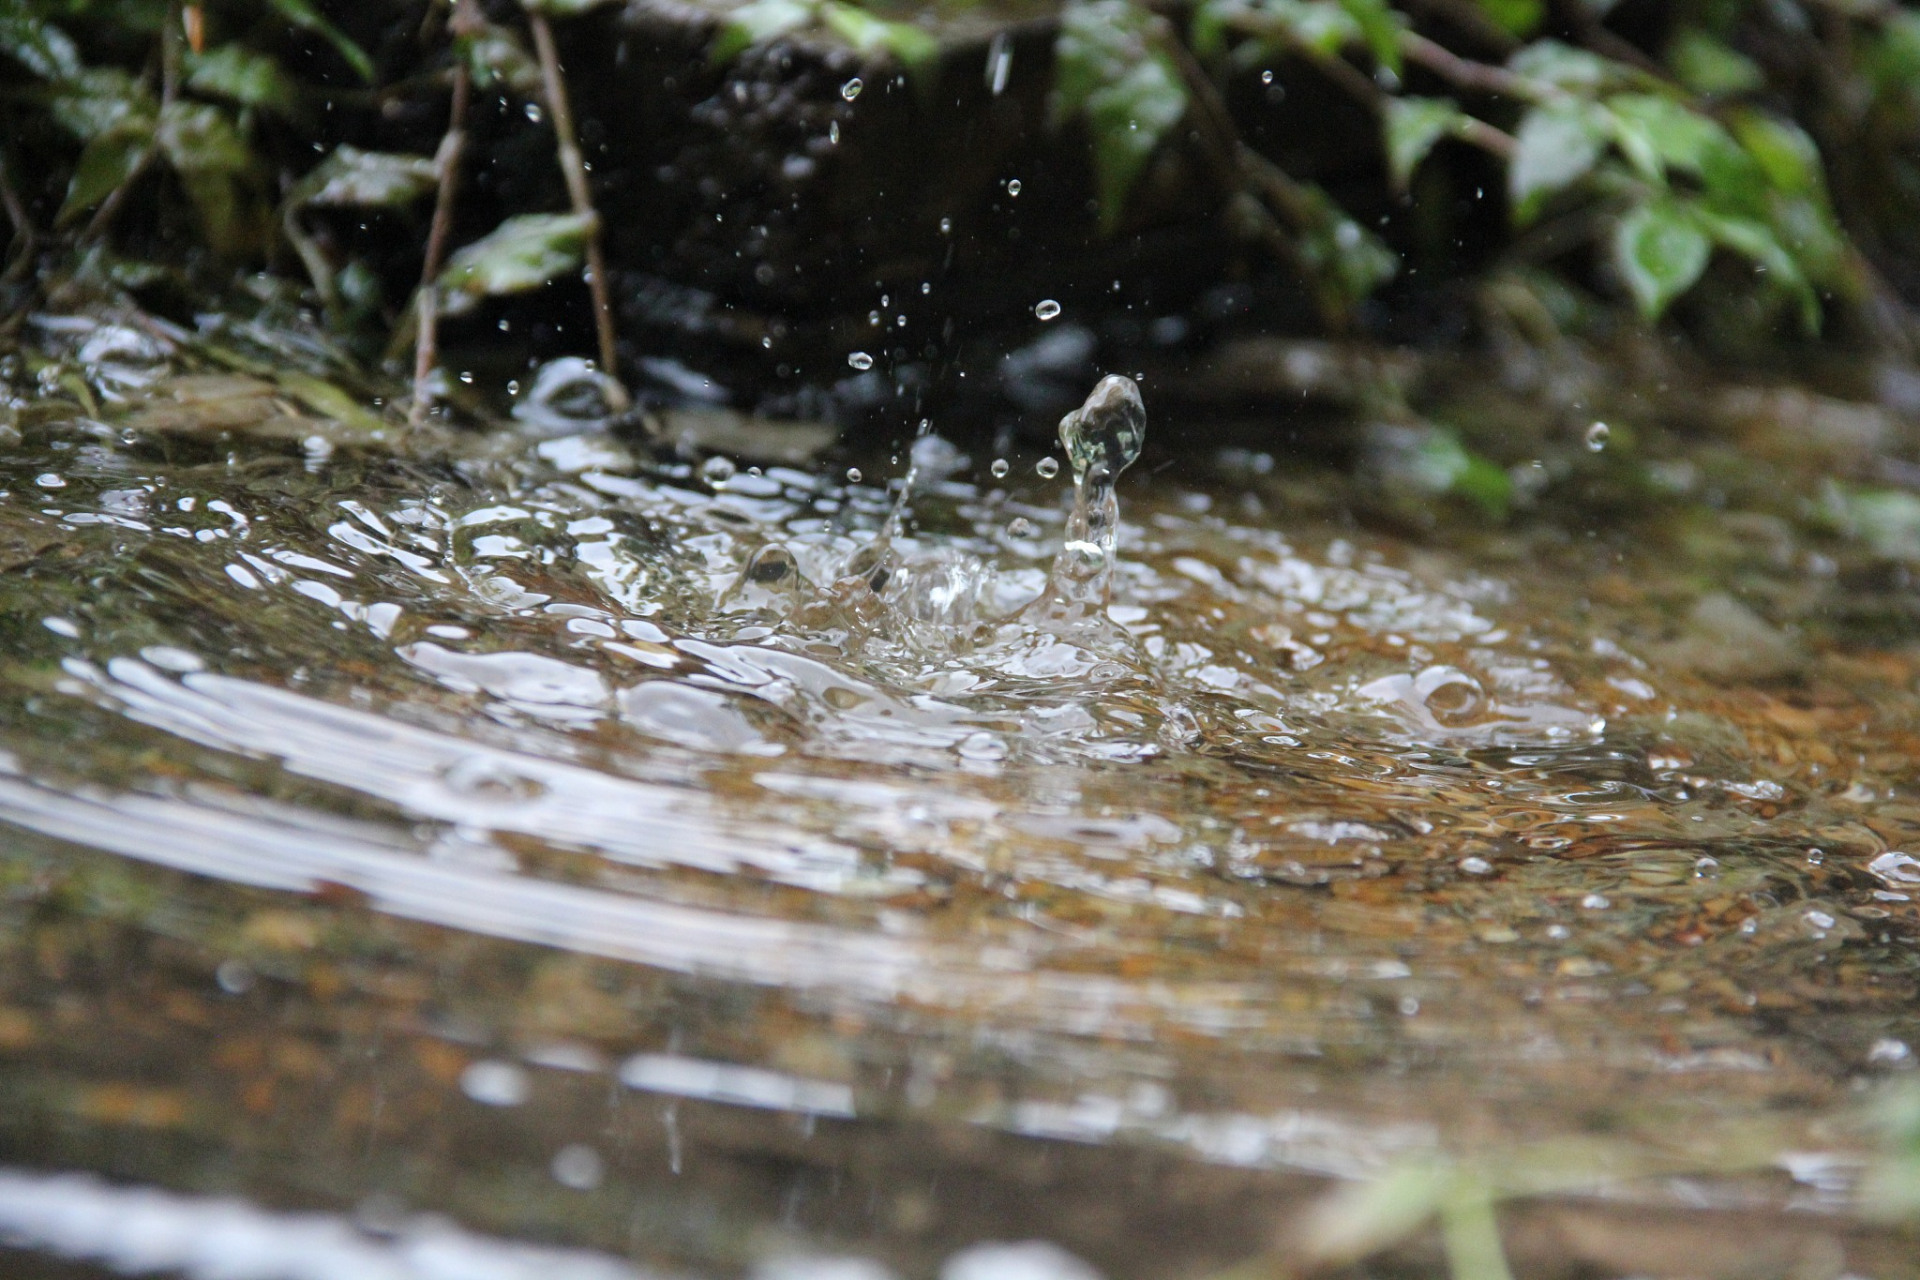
[1,322,1919,1278]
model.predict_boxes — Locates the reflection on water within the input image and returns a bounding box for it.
[0,347,1917,1276]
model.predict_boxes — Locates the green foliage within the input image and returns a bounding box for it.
[261,0,372,81]
[458,20,543,95]
[710,0,936,68]
[288,146,440,209]
[1383,96,1467,190]
[1508,100,1609,220]
[185,45,299,116]
[437,212,595,314]
[1054,0,1189,232]
[1614,199,1710,320]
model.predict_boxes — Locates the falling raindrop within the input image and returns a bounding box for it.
[524,102,543,123]
[828,121,840,145]
[1036,456,1060,479]
[1586,421,1610,451]
[1006,179,1022,196]
[846,467,863,484]
[989,458,1010,479]
[848,351,874,371]
[1261,69,1274,84]
[1034,299,1062,321]
[841,77,863,101]
[699,455,736,486]
[939,217,952,234]
[1008,517,1033,538]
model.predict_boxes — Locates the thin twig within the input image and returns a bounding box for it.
[527,7,628,408]
[0,141,35,284]
[87,1,183,244]
[1400,31,1540,100]
[411,6,475,427]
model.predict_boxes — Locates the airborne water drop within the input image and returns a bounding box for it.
[848,351,874,371]
[990,458,1010,479]
[1035,300,1062,321]
[841,77,863,101]
[1036,456,1060,479]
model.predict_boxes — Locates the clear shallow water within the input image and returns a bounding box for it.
[1,333,1919,1277]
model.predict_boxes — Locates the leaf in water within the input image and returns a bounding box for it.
[289,145,439,208]
[1508,39,1613,89]
[1508,99,1607,221]
[819,2,937,67]
[264,0,373,81]
[56,124,152,226]
[438,212,593,314]
[711,0,815,62]
[1055,0,1189,232]
[186,44,299,115]
[1383,96,1465,190]
[1303,1161,1450,1263]
[0,6,81,79]
[459,22,543,96]
[1614,199,1710,321]
[1336,0,1403,75]
[1666,29,1763,95]
[1473,0,1541,37]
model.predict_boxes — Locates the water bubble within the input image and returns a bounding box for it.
[1585,421,1610,451]
[1007,517,1033,538]
[699,455,737,487]
[552,1144,604,1191]
[1034,299,1062,321]
[1036,456,1060,479]
[845,467,862,484]
[848,351,874,371]
[1006,179,1022,196]
[841,77,863,101]
[989,458,1010,479]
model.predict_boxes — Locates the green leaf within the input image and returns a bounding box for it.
[1294,181,1398,306]
[1508,39,1613,90]
[186,45,299,116]
[156,101,253,176]
[1666,29,1762,95]
[1868,13,1920,100]
[0,4,80,79]
[1336,0,1403,75]
[438,211,594,314]
[1055,0,1190,232]
[819,2,937,66]
[289,145,439,208]
[1605,94,1730,177]
[56,124,151,225]
[458,22,543,96]
[519,0,622,13]
[47,68,152,140]
[264,0,373,81]
[1474,0,1541,38]
[1383,96,1465,190]
[711,0,814,62]
[1266,0,1360,58]
[1508,99,1607,221]
[1306,1161,1450,1262]
[1730,111,1825,199]
[1613,199,1710,320]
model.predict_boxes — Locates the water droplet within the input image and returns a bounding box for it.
[828,120,840,145]
[552,1144,604,1191]
[1006,178,1022,196]
[1036,456,1060,479]
[524,102,543,123]
[845,467,862,484]
[848,351,874,371]
[989,458,1010,479]
[1585,421,1610,451]
[841,77,863,101]
[920,282,931,294]
[700,455,737,487]
[869,310,882,326]
[939,217,952,234]
[1007,517,1033,538]
[1034,299,1062,321]
[1261,69,1274,85]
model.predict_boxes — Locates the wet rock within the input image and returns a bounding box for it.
[1651,593,1801,682]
